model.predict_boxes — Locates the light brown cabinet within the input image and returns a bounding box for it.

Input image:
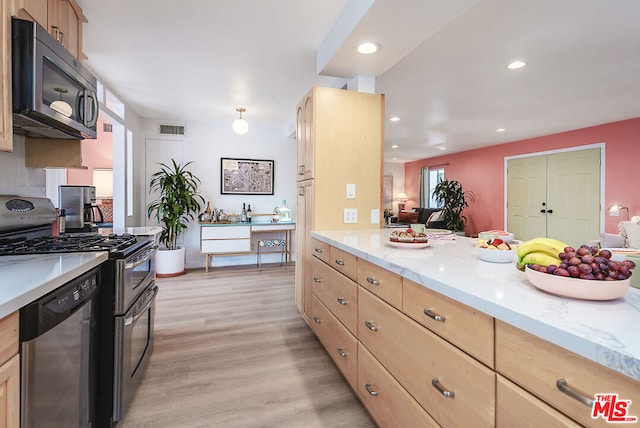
[0,312,20,428]
[12,0,86,59]
[359,287,496,427]
[1,0,12,152]
[357,343,438,428]
[496,375,580,428]
[294,86,384,322]
[496,320,640,427]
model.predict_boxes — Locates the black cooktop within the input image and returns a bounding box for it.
[0,233,143,257]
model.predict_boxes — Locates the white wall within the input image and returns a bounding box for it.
[138,119,297,269]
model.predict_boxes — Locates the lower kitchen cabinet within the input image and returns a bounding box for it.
[496,375,581,427]
[496,320,640,427]
[311,257,358,335]
[357,343,438,428]
[310,294,358,391]
[0,312,19,428]
[358,287,495,427]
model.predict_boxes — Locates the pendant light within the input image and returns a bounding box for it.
[232,107,248,134]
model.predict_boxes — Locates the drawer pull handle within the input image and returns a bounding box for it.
[313,317,321,324]
[313,277,323,283]
[335,259,345,266]
[299,165,305,175]
[365,383,379,396]
[337,297,348,305]
[432,378,455,398]
[337,347,348,358]
[556,379,594,407]
[314,248,324,253]
[364,320,378,331]
[366,276,380,285]
[424,308,446,322]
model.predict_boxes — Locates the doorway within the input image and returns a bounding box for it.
[506,146,602,247]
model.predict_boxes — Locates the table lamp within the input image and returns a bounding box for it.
[396,193,409,211]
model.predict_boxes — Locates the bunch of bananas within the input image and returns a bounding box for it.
[516,237,569,271]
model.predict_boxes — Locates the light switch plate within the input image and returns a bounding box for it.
[346,183,356,199]
[371,209,380,224]
[344,208,358,223]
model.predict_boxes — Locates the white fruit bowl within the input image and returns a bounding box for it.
[477,247,517,263]
[524,266,630,301]
[479,230,515,243]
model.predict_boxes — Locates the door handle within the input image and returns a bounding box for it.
[547,209,553,214]
[540,209,546,213]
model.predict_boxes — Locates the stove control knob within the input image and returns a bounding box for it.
[73,289,80,301]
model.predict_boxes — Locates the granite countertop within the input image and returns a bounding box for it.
[0,252,108,319]
[198,221,296,226]
[311,229,640,382]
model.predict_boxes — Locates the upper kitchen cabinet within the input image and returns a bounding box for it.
[296,90,314,181]
[1,0,12,152]
[12,0,86,59]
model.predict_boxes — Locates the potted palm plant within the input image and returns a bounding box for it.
[433,178,475,234]
[147,159,204,276]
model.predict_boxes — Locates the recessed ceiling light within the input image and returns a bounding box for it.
[507,60,526,70]
[357,42,380,55]
[391,144,399,149]
[391,157,398,160]
[438,147,446,151]
[496,128,506,132]
[390,116,400,122]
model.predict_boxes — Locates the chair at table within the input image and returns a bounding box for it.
[257,239,287,271]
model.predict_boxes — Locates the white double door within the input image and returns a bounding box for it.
[507,147,601,247]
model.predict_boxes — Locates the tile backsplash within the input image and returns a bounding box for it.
[0,136,46,197]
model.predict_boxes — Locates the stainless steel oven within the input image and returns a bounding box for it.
[113,280,157,422]
[110,242,158,424]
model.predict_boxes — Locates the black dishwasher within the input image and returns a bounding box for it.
[20,265,101,428]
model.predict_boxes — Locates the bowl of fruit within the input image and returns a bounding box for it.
[524,245,635,300]
[480,230,515,243]
[476,238,517,263]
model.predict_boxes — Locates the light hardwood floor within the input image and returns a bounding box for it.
[119,264,377,428]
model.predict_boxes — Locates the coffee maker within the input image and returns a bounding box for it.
[59,185,100,233]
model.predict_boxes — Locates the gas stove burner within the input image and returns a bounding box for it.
[0,232,142,256]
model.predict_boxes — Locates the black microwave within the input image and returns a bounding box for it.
[12,17,98,140]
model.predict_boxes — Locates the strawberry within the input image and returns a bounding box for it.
[490,238,504,246]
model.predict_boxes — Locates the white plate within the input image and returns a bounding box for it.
[524,266,630,300]
[387,241,430,249]
[423,229,452,235]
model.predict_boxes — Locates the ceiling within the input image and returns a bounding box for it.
[77,0,640,163]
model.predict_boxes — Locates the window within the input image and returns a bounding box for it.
[421,167,445,208]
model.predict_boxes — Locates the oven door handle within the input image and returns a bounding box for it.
[124,286,158,326]
[125,246,158,270]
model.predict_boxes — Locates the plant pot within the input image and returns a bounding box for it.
[155,246,186,277]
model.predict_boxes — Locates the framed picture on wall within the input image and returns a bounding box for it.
[220,158,274,195]
[384,175,393,207]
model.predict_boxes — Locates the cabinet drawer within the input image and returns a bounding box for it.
[403,279,494,367]
[497,375,580,428]
[359,288,495,427]
[496,320,640,427]
[310,295,358,390]
[310,238,330,264]
[0,312,18,365]
[329,246,357,281]
[201,239,250,253]
[358,343,438,428]
[201,225,250,239]
[311,257,358,335]
[357,258,402,310]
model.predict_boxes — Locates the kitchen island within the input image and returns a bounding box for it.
[310,228,639,427]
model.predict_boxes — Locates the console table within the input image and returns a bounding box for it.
[199,221,295,272]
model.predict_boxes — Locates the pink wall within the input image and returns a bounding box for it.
[67,116,113,184]
[404,118,640,236]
